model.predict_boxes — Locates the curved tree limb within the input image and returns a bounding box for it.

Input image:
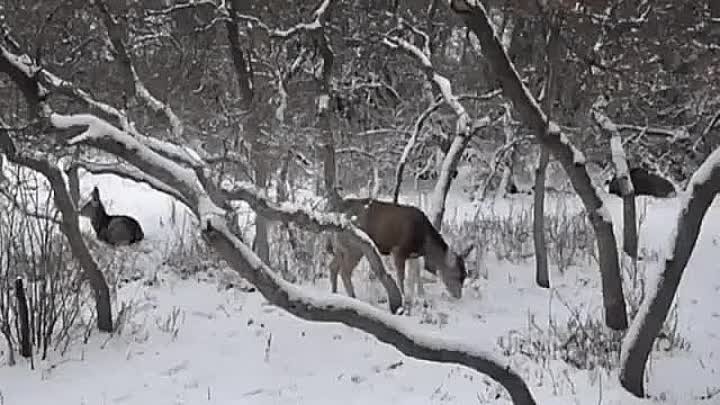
[68,160,191,209]
[59,113,534,405]
[447,0,628,330]
[620,146,720,397]
[1,39,537,404]
[383,32,491,230]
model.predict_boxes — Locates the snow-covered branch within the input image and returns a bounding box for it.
[96,0,184,138]
[50,111,540,405]
[383,29,490,228]
[2,29,539,404]
[447,0,629,330]
[203,217,537,405]
[620,145,720,397]
[70,160,191,209]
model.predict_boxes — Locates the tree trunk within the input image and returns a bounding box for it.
[449,1,628,330]
[620,147,720,397]
[533,148,550,288]
[225,2,270,263]
[533,14,561,289]
[319,94,340,205]
[12,155,114,332]
[14,278,32,359]
[429,133,471,229]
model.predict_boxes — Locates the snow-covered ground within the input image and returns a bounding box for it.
[1,172,719,405]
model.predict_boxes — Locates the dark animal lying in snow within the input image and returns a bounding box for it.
[606,167,676,198]
[79,186,145,246]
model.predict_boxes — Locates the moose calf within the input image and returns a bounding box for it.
[606,167,676,198]
[79,186,144,246]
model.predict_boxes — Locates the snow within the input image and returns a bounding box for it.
[2,173,720,405]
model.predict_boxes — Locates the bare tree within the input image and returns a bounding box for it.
[533,9,562,289]
[446,0,628,330]
[620,146,720,397]
[383,25,490,229]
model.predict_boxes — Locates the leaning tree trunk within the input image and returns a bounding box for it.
[620,146,720,397]
[449,0,628,330]
[11,154,114,332]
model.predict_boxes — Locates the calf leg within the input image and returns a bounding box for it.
[405,257,422,306]
[339,250,362,298]
[406,257,423,298]
[329,255,341,294]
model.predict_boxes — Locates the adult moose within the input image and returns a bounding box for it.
[79,186,145,246]
[327,198,470,300]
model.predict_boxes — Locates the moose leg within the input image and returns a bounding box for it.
[406,257,423,298]
[391,250,406,295]
[329,254,342,294]
[339,250,362,298]
[405,257,422,307]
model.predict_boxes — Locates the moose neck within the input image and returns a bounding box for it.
[90,203,111,236]
[422,225,450,275]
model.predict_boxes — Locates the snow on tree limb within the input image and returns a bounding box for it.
[96,0,184,138]
[45,110,540,404]
[70,160,191,209]
[202,216,538,405]
[446,0,628,330]
[620,146,720,397]
[382,29,484,229]
[227,0,335,40]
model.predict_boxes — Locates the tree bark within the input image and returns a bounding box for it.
[533,12,561,289]
[533,148,550,288]
[0,50,114,334]
[14,278,32,359]
[448,1,628,330]
[225,0,270,263]
[620,146,720,397]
